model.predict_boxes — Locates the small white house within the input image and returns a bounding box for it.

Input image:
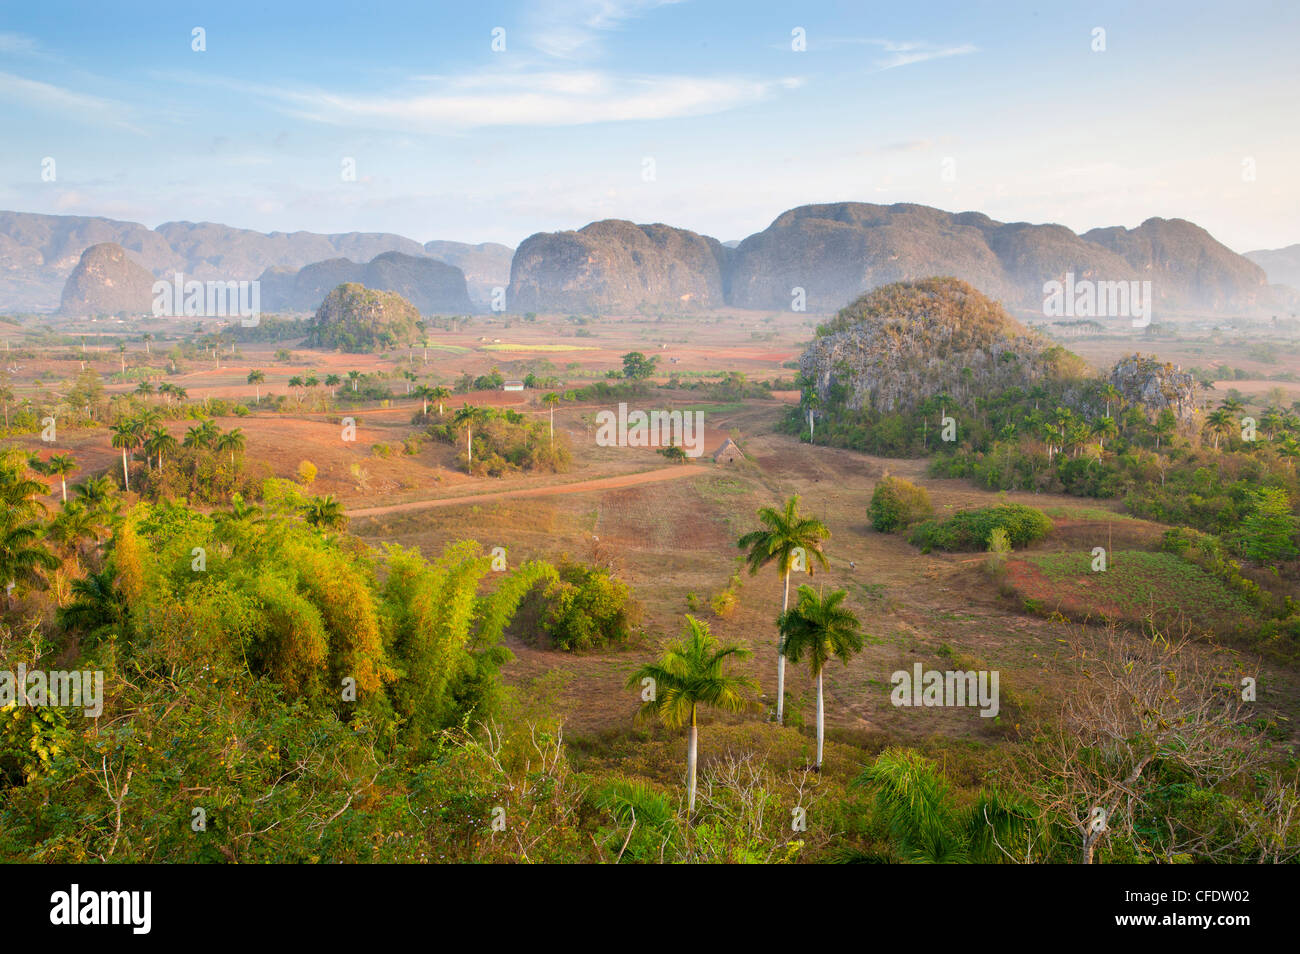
[503,380,525,392]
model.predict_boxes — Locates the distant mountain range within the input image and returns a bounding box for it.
[509,203,1295,317]
[0,211,512,313]
[2,204,1296,319]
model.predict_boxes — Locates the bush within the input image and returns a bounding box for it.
[868,476,933,532]
[516,560,640,651]
[908,504,1052,552]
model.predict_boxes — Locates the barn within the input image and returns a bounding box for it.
[712,438,743,464]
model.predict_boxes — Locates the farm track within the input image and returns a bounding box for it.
[348,464,709,517]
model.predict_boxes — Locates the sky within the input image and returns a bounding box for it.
[1,0,1298,252]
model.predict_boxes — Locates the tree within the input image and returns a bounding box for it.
[543,392,560,448]
[347,370,362,393]
[414,385,435,416]
[432,385,451,415]
[248,369,265,404]
[302,495,348,531]
[49,499,107,559]
[621,351,658,381]
[45,453,76,503]
[216,427,246,468]
[626,616,755,814]
[1022,627,1261,863]
[1092,415,1118,451]
[854,749,1036,863]
[736,495,830,725]
[110,421,138,491]
[325,374,341,398]
[58,568,126,640]
[1205,408,1234,451]
[1231,488,1298,563]
[778,585,864,769]
[0,460,57,609]
[0,375,12,428]
[142,332,153,355]
[453,404,485,471]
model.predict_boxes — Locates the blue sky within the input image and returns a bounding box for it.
[2,0,1298,251]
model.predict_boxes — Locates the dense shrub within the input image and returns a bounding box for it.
[515,559,639,651]
[869,476,934,532]
[908,504,1053,552]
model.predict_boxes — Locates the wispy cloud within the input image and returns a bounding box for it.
[527,0,686,59]
[794,35,976,70]
[872,40,976,71]
[0,32,39,55]
[0,71,139,130]
[167,68,800,131]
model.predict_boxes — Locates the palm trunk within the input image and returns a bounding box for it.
[815,667,825,769]
[121,448,130,491]
[687,705,699,815]
[60,477,66,503]
[777,568,791,725]
[467,427,473,467]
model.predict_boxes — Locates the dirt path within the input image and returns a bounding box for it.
[348,464,709,517]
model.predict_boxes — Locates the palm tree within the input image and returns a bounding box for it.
[1205,408,1234,451]
[805,391,822,444]
[45,453,76,503]
[49,499,107,559]
[543,392,560,447]
[0,379,12,428]
[183,421,218,451]
[216,427,246,467]
[74,474,117,512]
[142,332,153,355]
[737,494,831,725]
[109,421,138,490]
[454,404,484,470]
[347,370,362,393]
[288,376,304,405]
[248,369,265,404]
[145,427,179,471]
[625,616,756,814]
[302,495,348,531]
[778,585,864,769]
[1092,415,1118,451]
[852,748,1037,863]
[1100,382,1120,419]
[58,568,125,639]
[432,385,451,416]
[414,384,435,417]
[117,342,127,375]
[0,518,59,610]
[325,374,341,398]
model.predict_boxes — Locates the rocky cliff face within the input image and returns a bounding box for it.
[798,278,1056,414]
[508,220,730,313]
[1082,218,1270,313]
[57,243,157,316]
[1108,354,1199,421]
[258,251,471,314]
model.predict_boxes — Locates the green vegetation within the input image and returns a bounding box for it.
[868,476,933,532]
[515,559,640,651]
[908,504,1052,553]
